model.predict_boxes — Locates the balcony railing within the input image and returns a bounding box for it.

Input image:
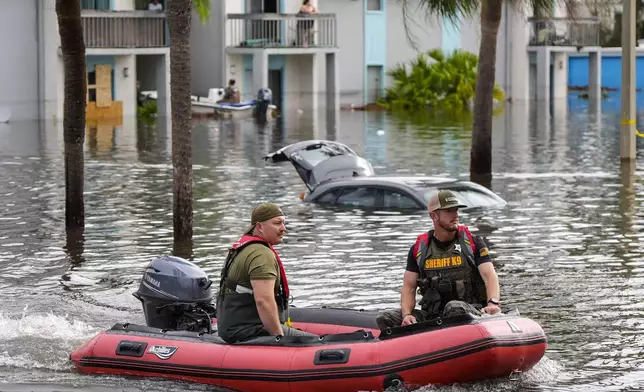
[81,10,168,48]
[528,17,599,47]
[226,13,337,49]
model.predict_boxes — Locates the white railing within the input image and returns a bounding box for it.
[227,13,337,48]
[529,18,600,47]
[81,10,168,48]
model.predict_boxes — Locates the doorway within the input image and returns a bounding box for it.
[268,69,283,110]
[366,65,383,104]
[247,0,281,44]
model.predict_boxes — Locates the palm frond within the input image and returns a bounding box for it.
[193,0,211,24]
[520,0,579,21]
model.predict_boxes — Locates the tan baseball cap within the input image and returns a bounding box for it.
[428,190,467,212]
[244,203,285,234]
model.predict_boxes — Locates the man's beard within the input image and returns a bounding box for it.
[438,219,458,232]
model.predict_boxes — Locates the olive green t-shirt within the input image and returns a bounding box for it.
[225,243,280,295]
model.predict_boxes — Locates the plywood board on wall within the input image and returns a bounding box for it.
[86,101,123,125]
[95,64,113,108]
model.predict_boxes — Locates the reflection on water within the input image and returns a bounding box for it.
[0,98,644,391]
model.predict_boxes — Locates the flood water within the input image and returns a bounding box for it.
[1,97,644,391]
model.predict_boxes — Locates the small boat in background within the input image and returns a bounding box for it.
[140,88,277,120]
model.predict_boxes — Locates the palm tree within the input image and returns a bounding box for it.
[56,0,87,234]
[407,0,575,186]
[167,0,210,257]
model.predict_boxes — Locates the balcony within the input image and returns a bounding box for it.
[528,17,600,47]
[226,13,337,49]
[81,10,168,48]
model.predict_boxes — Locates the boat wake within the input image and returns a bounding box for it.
[0,306,101,371]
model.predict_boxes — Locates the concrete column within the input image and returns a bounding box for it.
[156,52,171,118]
[588,51,602,102]
[310,54,320,138]
[252,51,269,95]
[325,52,339,132]
[115,55,137,117]
[506,6,530,102]
[534,101,551,143]
[39,0,63,121]
[619,160,636,231]
[621,0,636,161]
[551,52,568,99]
[553,91,568,129]
[535,47,550,102]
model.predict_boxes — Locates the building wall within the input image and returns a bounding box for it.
[284,54,316,110]
[569,53,644,90]
[313,0,364,105]
[0,0,39,121]
[385,0,441,88]
[441,15,460,53]
[226,54,245,98]
[190,1,226,96]
[364,0,386,104]
[115,55,137,117]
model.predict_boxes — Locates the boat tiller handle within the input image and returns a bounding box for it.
[116,340,148,357]
[314,348,351,365]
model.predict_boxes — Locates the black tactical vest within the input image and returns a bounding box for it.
[216,240,287,343]
[415,230,487,316]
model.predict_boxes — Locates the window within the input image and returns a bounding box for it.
[316,189,342,205]
[336,187,379,208]
[88,88,97,102]
[367,0,382,11]
[81,0,111,10]
[383,189,420,209]
[422,188,504,209]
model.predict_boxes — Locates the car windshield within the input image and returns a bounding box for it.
[422,188,504,209]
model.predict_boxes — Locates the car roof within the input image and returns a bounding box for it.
[314,175,459,190]
[314,175,506,204]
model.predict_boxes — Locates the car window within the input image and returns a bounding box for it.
[383,189,420,209]
[316,188,342,204]
[423,188,503,209]
[458,190,504,208]
[336,187,379,208]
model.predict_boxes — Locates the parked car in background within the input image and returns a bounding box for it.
[264,140,507,211]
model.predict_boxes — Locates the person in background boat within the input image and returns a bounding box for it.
[216,203,318,343]
[147,0,163,11]
[218,79,241,104]
[376,190,501,330]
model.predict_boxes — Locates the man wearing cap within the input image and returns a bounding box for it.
[376,190,501,330]
[216,203,318,343]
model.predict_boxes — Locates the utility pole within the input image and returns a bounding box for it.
[621,0,636,161]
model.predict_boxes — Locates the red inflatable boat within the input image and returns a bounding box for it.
[70,307,546,391]
[70,256,547,391]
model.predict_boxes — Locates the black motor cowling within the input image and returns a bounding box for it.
[254,87,272,118]
[133,256,216,333]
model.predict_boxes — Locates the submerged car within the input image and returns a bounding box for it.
[264,140,507,211]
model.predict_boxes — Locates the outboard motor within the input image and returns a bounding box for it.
[133,255,216,334]
[254,87,272,119]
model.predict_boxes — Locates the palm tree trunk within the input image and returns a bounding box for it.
[470,0,502,187]
[167,0,194,257]
[56,0,86,232]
